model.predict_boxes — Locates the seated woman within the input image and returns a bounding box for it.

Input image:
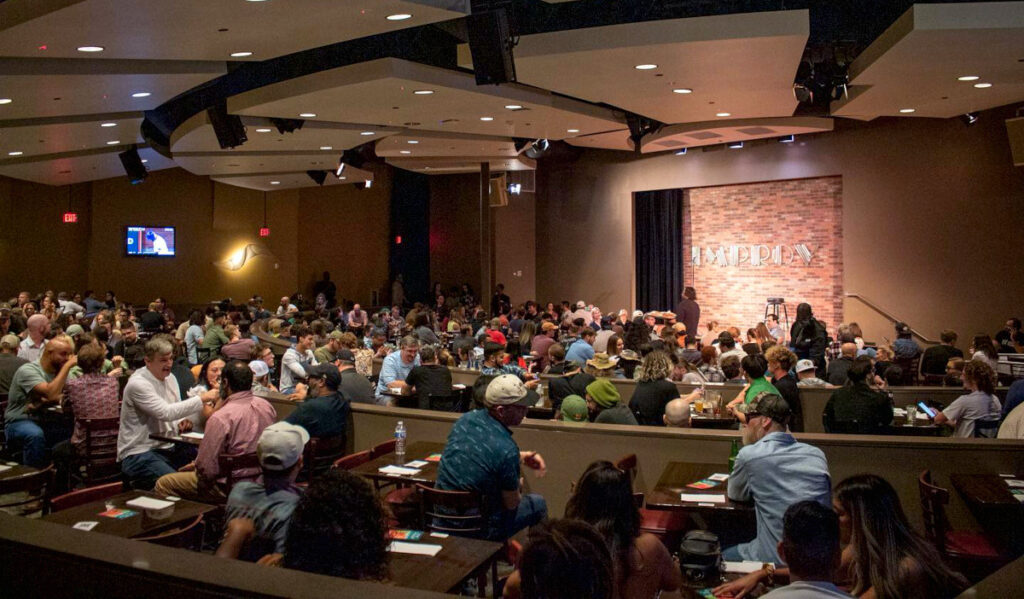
[505,519,614,599]
[697,346,725,382]
[187,358,225,431]
[715,474,968,599]
[933,360,1001,437]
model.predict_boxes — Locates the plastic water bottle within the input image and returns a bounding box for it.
[394,421,407,458]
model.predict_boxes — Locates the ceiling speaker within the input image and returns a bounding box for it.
[467,10,516,85]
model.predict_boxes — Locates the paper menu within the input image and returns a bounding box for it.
[126,496,175,510]
[405,460,429,468]
[1005,479,1024,488]
[724,561,765,574]
[680,493,726,504]
[707,473,730,482]
[388,541,443,556]
[378,465,422,476]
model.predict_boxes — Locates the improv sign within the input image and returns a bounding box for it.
[691,244,814,267]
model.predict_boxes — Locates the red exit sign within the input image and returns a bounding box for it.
[63,212,78,223]
[259,227,270,237]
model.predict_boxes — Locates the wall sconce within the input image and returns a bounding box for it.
[215,243,273,271]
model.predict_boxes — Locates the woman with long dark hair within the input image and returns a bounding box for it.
[969,334,998,371]
[564,461,681,598]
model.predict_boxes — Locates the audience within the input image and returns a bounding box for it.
[795,359,829,388]
[0,333,28,395]
[969,334,999,371]
[790,303,829,378]
[766,345,803,432]
[585,378,638,425]
[933,360,1001,437]
[53,342,120,484]
[560,394,589,423]
[17,313,48,362]
[201,311,231,355]
[630,351,681,426]
[763,501,848,598]
[435,374,547,541]
[727,354,778,418]
[4,334,76,467]
[565,327,597,366]
[285,364,349,438]
[375,335,421,404]
[404,345,454,410]
[826,343,858,386]
[823,357,894,434]
[508,519,614,599]
[921,330,963,378]
[280,325,317,394]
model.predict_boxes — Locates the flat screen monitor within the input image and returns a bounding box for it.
[125,226,176,256]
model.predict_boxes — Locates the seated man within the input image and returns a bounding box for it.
[154,360,276,501]
[585,378,638,425]
[663,396,695,428]
[217,422,308,561]
[823,357,893,434]
[335,349,374,404]
[280,325,317,394]
[564,327,596,367]
[113,321,146,370]
[795,359,830,388]
[726,392,831,564]
[118,337,204,489]
[374,335,421,404]
[826,343,858,386]
[313,330,343,364]
[920,330,963,378]
[404,345,454,410]
[285,364,349,439]
[4,335,76,467]
[201,311,231,356]
[0,333,28,396]
[435,374,548,540]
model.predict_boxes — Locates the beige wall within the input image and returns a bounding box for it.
[495,190,537,303]
[429,173,483,297]
[536,104,1024,342]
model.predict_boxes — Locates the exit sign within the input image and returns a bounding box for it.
[259,227,270,237]
[63,212,78,223]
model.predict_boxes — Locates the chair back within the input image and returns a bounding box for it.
[218,452,262,496]
[894,356,920,385]
[136,515,205,551]
[0,466,54,514]
[332,449,371,471]
[79,417,121,485]
[302,435,346,480]
[51,481,122,512]
[614,454,638,485]
[428,394,463,413]
[370,438,397,459]
[416,483,484,535]
[918,470,950,554]
[974,419,1000,439]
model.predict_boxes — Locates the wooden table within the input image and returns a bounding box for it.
[0,461,38,482]
[388,531,503,594]
[150,432,204,446]
[350,441,446,486]
[42,490,218,539]
[690,416,738,430]
[887,424,945,437]
[951,473,1024,556]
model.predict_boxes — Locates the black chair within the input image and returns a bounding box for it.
[428,394,463,413]
[0,465,55,515]
[302,435,346,481]
[974,419,1000,439]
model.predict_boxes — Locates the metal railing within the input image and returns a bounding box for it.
[844,292,937,344]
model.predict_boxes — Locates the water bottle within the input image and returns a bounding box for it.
[394,421,407,458]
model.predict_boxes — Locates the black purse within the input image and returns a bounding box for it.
[678,530,722,584]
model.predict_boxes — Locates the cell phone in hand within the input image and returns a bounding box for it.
[917,401,937,418]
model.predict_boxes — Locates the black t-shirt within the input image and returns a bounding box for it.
[286,392,349,438]
[629,379,680,426]
[405,364,453,410]
[772,373,803,432]
[921,345,963,375]
[139,310,165,332]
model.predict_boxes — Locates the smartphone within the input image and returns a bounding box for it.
[917,401,937,418]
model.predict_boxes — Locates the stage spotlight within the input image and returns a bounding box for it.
[961,112,979,126]
[118,145,148,184]
[207,101,247,149]
[779,135,795,143]
[524,138,550,160]
[675,148,687,155]
[270,118,304,134]
[306,170,327,186]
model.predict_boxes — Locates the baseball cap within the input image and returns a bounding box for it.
[0,302,10,313]
[745,392,791,426]
[248,359,270,378]
[257,422,310,470]
[585,378,620,408]
[541,321,558,332]
[561,395,588,423]
[65,324,85,339]
[484,374,533,407]
[304,362,340,389]
[795,359,816,373]
[335,348,355,364]
[328,330,344,340]
[1,334,19,350]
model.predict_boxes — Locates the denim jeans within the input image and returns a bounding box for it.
[489,493,547,541]
[721,544,744,562]
[5,418,69,468]
[121,446,196,490]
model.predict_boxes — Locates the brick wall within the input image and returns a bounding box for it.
[682,177,843,335]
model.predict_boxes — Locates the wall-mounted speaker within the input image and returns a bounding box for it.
[207,101,247,149]
[118,145,148,185]
[467,10,516,85]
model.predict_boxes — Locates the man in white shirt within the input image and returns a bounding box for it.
[118,337,204,490]
[57,292,85,318]
[276,296,297,317]
[17,314,48,362]
[280,325,317,394]
[347,303,369,328]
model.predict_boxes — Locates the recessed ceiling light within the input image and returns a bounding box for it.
[387,13,412,21]
[567,129,580,133]
[413,90,434,95]
[0,98,11,105]
[635,64,658,70]
[407,140,419,144]
[270,181,281,185]
[899,108,916,113]
[673,88,693,94]
[255,128,272,133]
[716,112,731,117]
[8,151,23,156]
[230,51,253,58]
[320,146,333,150]
[360,131,375,136]
[299,112,316,117]
[480,117,494,121]
[957,75,979,81]
[100,122,117,127]
[973,82,992,88]
[400,150,412,154]
[77,46,104,52]
[106,141,119,145]
[131,92,151,98]
[505,104,523,110]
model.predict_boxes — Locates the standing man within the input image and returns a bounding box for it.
[491,284,511,317]
[154,360,275,501]
[375,336,421,405]
[725,392,831,564]
[675,287,701,344]
[436,375,547,540]
[118,337,204,489]
[4,335,76,467]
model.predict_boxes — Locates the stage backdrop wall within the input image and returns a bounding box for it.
[682,177,843,331]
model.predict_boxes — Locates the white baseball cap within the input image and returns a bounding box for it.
[248,359,270,378]
[257,422,310,470]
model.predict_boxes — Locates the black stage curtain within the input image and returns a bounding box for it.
[634,188,683,312]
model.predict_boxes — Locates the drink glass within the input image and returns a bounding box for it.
[694,400,704,413]
[905,405,917,426]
